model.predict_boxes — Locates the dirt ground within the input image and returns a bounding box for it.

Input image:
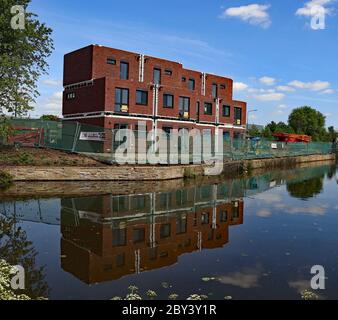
[0,146,106,167]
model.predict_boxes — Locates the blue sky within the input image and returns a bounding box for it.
[29,0,338,128]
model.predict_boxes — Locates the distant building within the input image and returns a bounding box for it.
[62,45,247,139]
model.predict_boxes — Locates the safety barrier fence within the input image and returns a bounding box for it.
[0,119,333,164]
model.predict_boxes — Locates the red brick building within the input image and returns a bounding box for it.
[63,45,247,138]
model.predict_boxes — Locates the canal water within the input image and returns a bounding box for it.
[0,163,337,300]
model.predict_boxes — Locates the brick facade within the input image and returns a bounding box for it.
[63,45,247,137]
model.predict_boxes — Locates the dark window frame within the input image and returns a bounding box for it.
[234,107,242,124]
[115,87,129,112]
[160,224,171,239]
[66,92,76,100]
[179,96,190,116]
[204,102,213,115]
[133,228,146,244]
[136,89,148,106]
[107,57,116,65]
[212,83,218,98]
[165,69,173,76]
[120,61,129,80]
[188,78,195,91]
[153,68,161,85]
[223,105,231,117]
[163,93,174,108]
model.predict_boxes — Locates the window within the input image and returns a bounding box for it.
[220,211,228,222]
[153,68,161,85]
[114,123,128,130]
[133,195,146,210]
[149,247,157,260]
[196,102,200,118]
[204,102,212,115]
[120,61,129,80]
[162,127,172,136]
[220,84,226,90]
[201,213,210,225]
[163,94,174,108]
[66,92,75,100]
[107,57,116,65]
[115,88,129,112]
[223,131,230,142]
[234,107,242,125]
[136,90,148,105]
[223,105,231,117]
[182,77,186,82]
[188,78,195,91]
[212,83,218,98]
[176,190,188,205]
[232,204,240,220]
[176,215,187,235]
[179,97,190,116]
[165,69,173,76]
[160,224,171,239]
[116,253,125,267]
[133,228,145,243]
[112,228,126,246]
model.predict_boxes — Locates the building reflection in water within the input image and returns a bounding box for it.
[61,185,244,284]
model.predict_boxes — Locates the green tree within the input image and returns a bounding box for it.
[40,114,59,122]
[0,0,54,117]
[266,121,294,134]
[327,126,337,143]
[262,126,272,139]
[248,125,262,137]
[288,106,326,141]
[287,177,324,200]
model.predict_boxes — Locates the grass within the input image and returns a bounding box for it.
[0,146,104,167]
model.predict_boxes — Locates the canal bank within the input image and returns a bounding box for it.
[0,159,336,200]
[1,161,337,300]
[0,153,335,182]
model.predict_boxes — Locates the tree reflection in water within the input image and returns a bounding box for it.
[0,213,49,299]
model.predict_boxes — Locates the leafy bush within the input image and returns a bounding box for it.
[0,170,13,189]
[0,116,13,141]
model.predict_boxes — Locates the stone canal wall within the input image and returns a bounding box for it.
[1,153,335,182]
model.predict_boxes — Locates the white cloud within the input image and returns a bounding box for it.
[218,268,263,289]
[320,89,335,94]
[284,205,327,216]
[288,80,331,91]
[233,82,249,92]
[249,114,258,121]
[33,91,63,117]
[42,79,62,87]
[254,92,285,101]
[276,85,296,92]
[296,0,334,17]
[273,104,289,115]
[257,209,272,217]
[220,4,271,28]
[260,76,276,86]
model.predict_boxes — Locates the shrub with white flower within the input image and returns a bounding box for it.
[0,260,30,300]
